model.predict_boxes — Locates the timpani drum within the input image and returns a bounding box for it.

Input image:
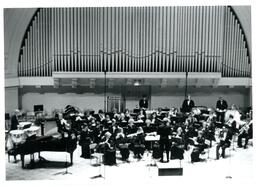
[10,130,26,144]
[24,126,40,137]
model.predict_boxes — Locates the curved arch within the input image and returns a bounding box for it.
[229,6,250,64]
[4,8,38,78]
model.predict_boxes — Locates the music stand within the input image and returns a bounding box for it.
[90,144,106,179]
[225,147,232,179]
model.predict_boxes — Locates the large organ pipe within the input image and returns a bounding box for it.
[17,7,250,77]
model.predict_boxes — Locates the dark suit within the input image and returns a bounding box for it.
[181,99,195,113]
[157,124,171,161]
[10,115,19,130]
[139,99,148,109]
[216,100,228,124]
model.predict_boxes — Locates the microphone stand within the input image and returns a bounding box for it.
[54,133,72,175]
[225,146,232,179]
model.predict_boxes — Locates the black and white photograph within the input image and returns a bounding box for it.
[1,0,255,186]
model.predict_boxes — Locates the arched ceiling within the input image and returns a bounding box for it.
[231,6,251,61]
[4,8,37,78]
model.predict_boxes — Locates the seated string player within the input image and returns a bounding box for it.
[115,127,130,161]
[202,121,215,147]
[127,127,146,159]
[156,108,163,120]
[124,109,131,122]
[190,131,207,163]
[216,125,232,159]
[137,109,146,122]
[132,127,146,159]
[97,131,114,153]
[150,112,157,124]
[112,108,120,120]
[96,109,105,123]
[170,127,185,160]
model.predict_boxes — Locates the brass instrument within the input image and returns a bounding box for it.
[238,120,251,135]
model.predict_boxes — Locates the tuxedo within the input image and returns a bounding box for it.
[216,99,228,124]
[181,99,195,113]
[139,99,148,109]
[216,99,228,111]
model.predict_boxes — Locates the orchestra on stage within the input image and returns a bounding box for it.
[6,96,253,169]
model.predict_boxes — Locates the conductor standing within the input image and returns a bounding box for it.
[157,121,172,163]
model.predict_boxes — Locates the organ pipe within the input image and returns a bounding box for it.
[18,6,251,77]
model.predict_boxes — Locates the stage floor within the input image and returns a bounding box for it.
[5,140,254,186]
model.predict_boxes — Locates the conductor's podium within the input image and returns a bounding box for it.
[157,160,183,176]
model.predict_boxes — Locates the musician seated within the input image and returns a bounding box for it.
[97,131,114,153]
[94,109,105,123]
[237,118,253,149]
[169,107,178,117]
[115,128,130,161]
[190,131,207,163]
[124,109,131,121]
[131,127,145,159]
[127,117,137,134]
[136,115,144,124]
[103,114,113,129]
[216,125,232,159]
[112,108,120,120]
[88,119,101,143]
[150,112,157,124]
[156,108,163,119]
[206,109,217,126]
[119,113,127,123]
[171,127,185,160]
[202,122,215,147]
[72,115,84,135]
[161,112,170,123]
[79,125,92,158]
[225,114,237,136]
[137,109,146,122]
[84,110,94,123]
[56,113,76,139]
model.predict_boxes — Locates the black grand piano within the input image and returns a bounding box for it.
[12,135,77,168]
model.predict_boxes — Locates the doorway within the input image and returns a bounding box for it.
[120,85,151,112]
